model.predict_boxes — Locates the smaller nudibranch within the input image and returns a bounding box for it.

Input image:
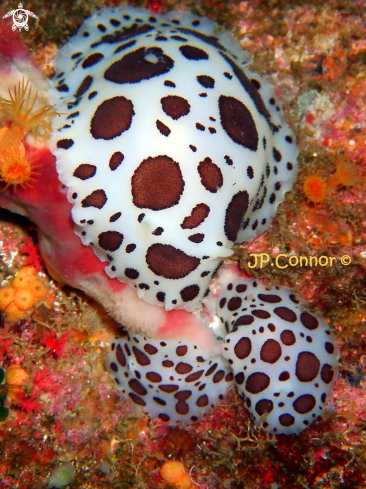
[0,77,58,189]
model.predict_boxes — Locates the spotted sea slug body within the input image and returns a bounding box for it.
[2,6,337,434]
[49,7,298,313]
[216,267,338,434]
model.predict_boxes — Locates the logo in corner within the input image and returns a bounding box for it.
[3,3,38,31]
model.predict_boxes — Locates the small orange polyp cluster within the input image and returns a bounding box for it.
[0,125,31,188]
[160,461,192,489]
[5,365,30,401]
[0,265,49,322]
[0,77,58,189]
[303,157,358,204]
[302,175,329,204]
[327,158,358,189]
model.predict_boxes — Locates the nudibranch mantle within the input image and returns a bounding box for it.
[49,6,298,312]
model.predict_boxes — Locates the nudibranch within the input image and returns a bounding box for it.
[49,7,298,313]
[0,6,338,434]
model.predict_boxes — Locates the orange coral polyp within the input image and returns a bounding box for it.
[302,175,329,203]
[0,286,16,310]
[328,159,358,188]
[14,288,39,311]
[0,77,58,189]
[1,155,32,188]
[0,266,49,322]
[0,124,33,189]
[160,461,192,489]
[5,365,30,401]
[0,78,57,138]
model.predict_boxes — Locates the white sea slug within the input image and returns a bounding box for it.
[48,6,338,433]
[216,266,338,435]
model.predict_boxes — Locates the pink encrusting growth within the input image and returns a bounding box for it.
[0,145,115,288]
[0,6,339,434]
[0,18,34,64]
